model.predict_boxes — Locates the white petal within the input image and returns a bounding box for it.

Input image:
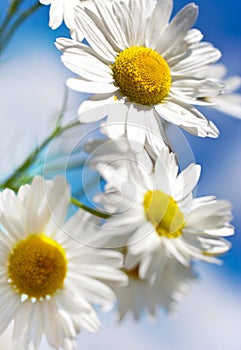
[112,0,134,47]
[171,78,224,101]
[49,0,64,30]
[164,239,190,266]
[155,99,219,138]
[75,264,127,284]
[76,309,100,332]
[128,228,159,256]
[93,0,129,50]
[74,275,116,304]
[27,302,44,349]
[71,246,125,268]
[126,104,147,151]
[127,0,146,45]
[78,94,127,124]
[184,232,231,251]
[63,0,76,30]
[42,300,63,348]
[67,77,117,94]
[20,176,55,234]
[0,294,20,334]
[126,150,153,191]
[144,111,167,156]
[75,5,117,62]
[145,0,173,49]
[186,198,233,231]
[13,301,32,344]
[157,3,198,57]
[60,45,113,83]
[172,43,221,75]
[184,28,203,45]
[154,147,178,194]
[173,164,201,202]
[44,176,70,236]
[39,0,51,4]
[105,103,129,138]
[211,94,241,119]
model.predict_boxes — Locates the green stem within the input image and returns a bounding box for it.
[0,120,80,190]
[56,87,69,128]
[0,0,22,35]
[71,197,111,219]
[1,2,41,54]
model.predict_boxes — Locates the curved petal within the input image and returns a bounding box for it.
[172,163,201,202]
[157,3,198,57]
[67,77,117,94]
[75,4,118,62]
[145,0,173,49]
[155,99,219,138]
[154,147,178,194]
[126,104,147,151]
[49,0,64,30]
[186,198,233,231]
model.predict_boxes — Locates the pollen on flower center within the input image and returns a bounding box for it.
[111,46,171,106]
[8,235,67,298]
[143,190,185,238]
[124,266,140,280]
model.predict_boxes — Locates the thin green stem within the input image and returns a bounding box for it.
[0,120,80,190]
[56,87,69,128]
[0,0,22,35]
[1,2,41,54]
[71,197,111,219]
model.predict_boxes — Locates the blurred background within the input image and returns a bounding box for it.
[0,0,241,349]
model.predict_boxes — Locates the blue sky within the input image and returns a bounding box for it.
[0,1,241,349]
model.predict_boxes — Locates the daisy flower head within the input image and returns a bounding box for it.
[0,176,127,350]
[112,259,195,321]
[94,145,234,282]
[56,0,223,150]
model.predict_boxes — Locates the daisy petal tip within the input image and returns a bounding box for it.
[185,2,199,16]
[195,164,201,179]
[120,274,129,287]
[190,2,199,11]
[208,121,220,138]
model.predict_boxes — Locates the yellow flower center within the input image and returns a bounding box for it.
[124,266,140,280]
[111,46,171,106]
[143,190,185,238]
[8,235,67,299]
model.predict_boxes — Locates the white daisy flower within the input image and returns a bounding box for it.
[95,146,234,280]
[56,0,222,150]
[112,259,195,321]
[0,176,127,350]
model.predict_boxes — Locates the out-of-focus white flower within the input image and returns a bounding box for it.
[56,0,223,152]
[203,64,241,119]
[112,259,195,321]
[95,145,234,283]
[0,176,127,350]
